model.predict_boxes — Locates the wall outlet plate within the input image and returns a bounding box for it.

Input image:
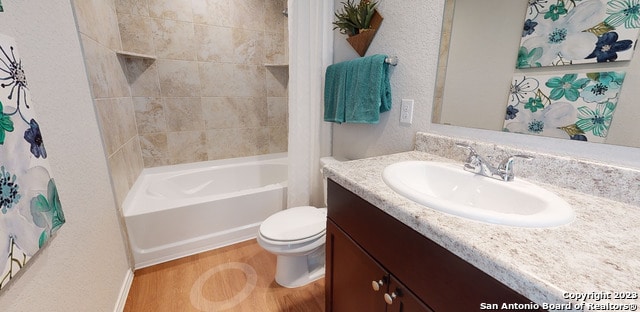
[400,99,414,125]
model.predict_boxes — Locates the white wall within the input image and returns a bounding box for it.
[332,0,640,169]
[331,0,443,160]
[0,1,131,311]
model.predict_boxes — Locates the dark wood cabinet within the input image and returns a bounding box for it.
[326,220,389,312]
[325,179,543,312]
[386,275,433,312]
[327,220,432,312]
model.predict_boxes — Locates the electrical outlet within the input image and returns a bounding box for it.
[400,99,414,125]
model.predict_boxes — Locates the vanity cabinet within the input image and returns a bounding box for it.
[325,180,543,311]
[327,220,432,312]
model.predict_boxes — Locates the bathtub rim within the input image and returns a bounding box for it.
[140,152,287,175]
[123,152,288,218]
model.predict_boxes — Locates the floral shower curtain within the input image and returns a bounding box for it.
[0,33,65,290]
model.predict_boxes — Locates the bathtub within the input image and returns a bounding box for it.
[123,153,287,269]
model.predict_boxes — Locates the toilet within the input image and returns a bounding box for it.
[257,157,339,288]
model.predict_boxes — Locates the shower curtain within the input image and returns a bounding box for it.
[287,0,333,208]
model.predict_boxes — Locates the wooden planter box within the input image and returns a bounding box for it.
[346,10,383,57]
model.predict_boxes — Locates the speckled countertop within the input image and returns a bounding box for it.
[323,150,640,310]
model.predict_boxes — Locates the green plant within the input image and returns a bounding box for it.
[333,0,378,36]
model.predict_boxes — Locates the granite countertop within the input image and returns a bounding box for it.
[323,151,640,311]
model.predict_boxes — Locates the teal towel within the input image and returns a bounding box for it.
[323,60,348,123]
[324,54,392,124]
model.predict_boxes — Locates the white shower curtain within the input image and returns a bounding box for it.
[287,0,333,208]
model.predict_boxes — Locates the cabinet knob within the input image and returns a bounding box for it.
[371,279,384,291]
[384,292,397,305]
[384,288,403,305]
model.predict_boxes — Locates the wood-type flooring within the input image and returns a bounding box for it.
[124,239,325,312]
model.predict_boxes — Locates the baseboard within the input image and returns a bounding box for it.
[114,269,134,312]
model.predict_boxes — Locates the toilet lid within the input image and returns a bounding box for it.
[260,206,327,241]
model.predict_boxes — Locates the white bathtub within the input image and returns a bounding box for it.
[123,153,287,269]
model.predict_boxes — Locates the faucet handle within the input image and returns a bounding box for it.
[455,143,484,173]
[501,154,534,163]
[455,142,474,151]
[498,155,533,181]
[455,142,480,158]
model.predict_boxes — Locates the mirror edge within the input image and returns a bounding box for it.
[432,0,455,124]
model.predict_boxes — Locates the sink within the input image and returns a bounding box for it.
[382,161,574,228]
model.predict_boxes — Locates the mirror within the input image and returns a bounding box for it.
[433,0,640,148]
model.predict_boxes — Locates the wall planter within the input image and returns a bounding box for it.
[346,10,383,56]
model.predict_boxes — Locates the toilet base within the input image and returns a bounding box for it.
[274,246,325,288]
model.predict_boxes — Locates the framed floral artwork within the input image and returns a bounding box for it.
[517,0,640,68]
[504,71,625,143]
[0,33,66,290]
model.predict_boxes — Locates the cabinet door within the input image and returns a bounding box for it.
[385,276,433,312]
[327,180,543,311]
[326,221,387,312]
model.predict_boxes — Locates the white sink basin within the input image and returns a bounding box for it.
[382,161,574,228]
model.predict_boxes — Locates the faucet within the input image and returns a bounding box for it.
[455,143,533,182]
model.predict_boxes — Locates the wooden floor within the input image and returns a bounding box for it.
[124,239,325,312]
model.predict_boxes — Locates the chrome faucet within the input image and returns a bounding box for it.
[455,143,533,182]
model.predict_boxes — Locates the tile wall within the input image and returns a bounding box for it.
[72,0,288,207]
[117,0,289,167]
[72,0,144,207]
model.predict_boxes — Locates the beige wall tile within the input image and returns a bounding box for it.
[164,97,205,132]
[199,63,265,97]
[140,133,170,167]
[72,0,122,50]
[167,131,207,164]
[80,35,111,98]
[95,98,138,157]
[265,0,286,32]
[269,126,288,153]
[267,97,288,126]
[201,97,267,129]
[157,60,201,97]
[232,28,264,65]
[108,146,131,207]
[192,0,232,27]
[194,24,233,62]
[118,14,154,55]
[200,97,234,129]
[232,65,266,97]
[123,58,161,97]
[78,0,289,170]
[109,58,132,98]
[133,97,166,134]
[122,137,144,190]
[148,0,193,22]
[151,18,197,60]
[228,0,265,31]
[115,0,150,16]
[264,31,286,64]
[80,34,131,99]
[206,128,269,160]
[266,66,288,97]
[199,62,234,97]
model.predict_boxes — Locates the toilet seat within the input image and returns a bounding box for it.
[259,206,327,245]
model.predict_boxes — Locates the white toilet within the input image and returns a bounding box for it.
[257,157,338,288]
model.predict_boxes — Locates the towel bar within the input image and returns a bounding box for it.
[385,56,398,66]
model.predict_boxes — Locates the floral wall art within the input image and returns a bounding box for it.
[517,0,640,68]
[504,71,625,142]
[0,33,65,290]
